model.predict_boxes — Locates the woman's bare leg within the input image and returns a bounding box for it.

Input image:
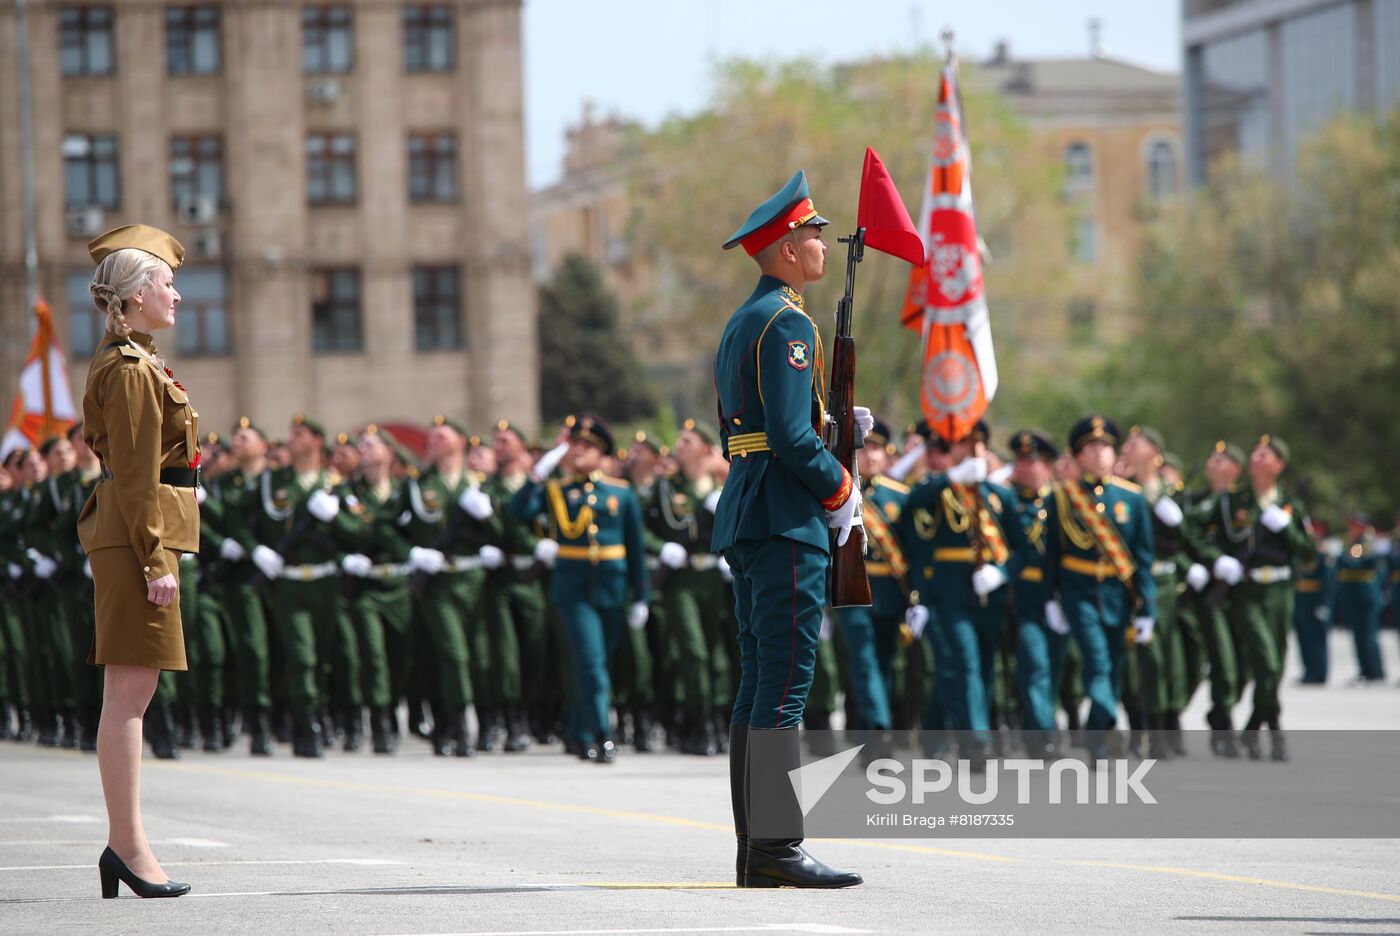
[98,664,168,882]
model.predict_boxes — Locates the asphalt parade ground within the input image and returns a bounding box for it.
[3,630,1399,936]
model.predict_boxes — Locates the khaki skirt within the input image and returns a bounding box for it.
[86,546,188,671]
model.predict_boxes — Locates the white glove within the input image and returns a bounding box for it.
[905,604,930,640]
[704,490,722,514]
[1316,606,1331,623]
[887,442,925,482]
[220,538,247,562]
[6,562,21,579]
[659,542,688,570]
[458,487,494,521]
[824,483,864,548]
[853,406,874,445]
[718,556,733,583]
[946,457,988,486]
[307,489,340,523]
[1260,504,1291,533]
[533,441,570,479]
[533,538,559,567]
[971,564,1007,597]
[1375,537,1393,557]
[251,544,285,580]
[1185,563,1210,593]
[409,546,447,575]
[627,601,649,631]
[341,553,372,577]
[83,558,92,579]
[195,486,207,506]
[27,550,58,580]
[819,613,832,642]
[1213,555,1244,586]
[1132,616,1155,645]
[1153,497,1184,528]
[989,463,1014,486]
[1044,600,1071,636]
[478,545,505,570]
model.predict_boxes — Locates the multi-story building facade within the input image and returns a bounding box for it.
[1184,0,1400,182]
[0,0,538,444]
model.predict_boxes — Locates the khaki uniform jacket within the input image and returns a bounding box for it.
[77,328,200,581]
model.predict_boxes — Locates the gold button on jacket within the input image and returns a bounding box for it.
[77,329,201,582]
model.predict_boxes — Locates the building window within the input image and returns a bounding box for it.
[312,268,362,353]
[63,133,120,209]
[67,272,103,355]
[169,135,223,206]
[59,6,115,76]
[1146,139,1178,200]
[407,133,457,202]
[413,265,463,351]
[1068,298,1097,337]
[166,6,220,75]
[302,5,353,75]
[403,5,454,73]
[174,268,230,357]
[306,133,357,205]
[1064,142,1094,198]
[1071,217,1097,264]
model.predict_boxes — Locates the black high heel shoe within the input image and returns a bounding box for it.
[98,846,191,899]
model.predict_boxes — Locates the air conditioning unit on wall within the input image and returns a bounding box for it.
[65,205,105,238]
[176,194,219,226]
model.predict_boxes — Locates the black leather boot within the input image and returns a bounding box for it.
[504,707,530,752]
[342,707,364,752]
[249,709,273,756]
[1269,724,1288,762]
[36,705,58,746]
[16,706,33,742]
[729,723,749,885]
[453,710,475,758]
[371,707,397,754]
[292,714,323,758]
[633,709,656,753]
[1165,711,1187,757]
[0,700,12,740]
[743,727,862,888]
[199,707,224,752]
[145,706,179,760]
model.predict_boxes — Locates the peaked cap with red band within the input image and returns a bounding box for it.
[722,170,829,256]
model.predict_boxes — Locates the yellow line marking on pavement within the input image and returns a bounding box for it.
[153,761,1018,864]
[1060,860,1400,904]
[579,883,735,889]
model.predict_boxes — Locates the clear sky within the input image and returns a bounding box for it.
[522,0,1183,188]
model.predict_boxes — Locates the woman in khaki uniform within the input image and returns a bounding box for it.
[77,225,198,899]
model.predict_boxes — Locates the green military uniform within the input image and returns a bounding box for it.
[644,448,732,754]
[0,456,37,740]
[1337,527,1388,682]
[343,452,415,754]
[226,415,363,757]
[185,468,230,750]
[1187,435,1314,756]
[402,454,497,757]
[1043,417,1157,743]
[509,418,649,761]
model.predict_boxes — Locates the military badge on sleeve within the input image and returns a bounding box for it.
[787,341,810,371]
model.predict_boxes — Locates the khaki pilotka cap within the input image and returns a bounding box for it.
[88,224,186,270]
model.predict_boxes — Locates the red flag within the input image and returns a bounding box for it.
[899,63,997,442]
[3,295,78,460]
[857,147,923,266]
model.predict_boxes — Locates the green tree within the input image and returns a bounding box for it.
[538,254,658,426]
[628,53,1070,426]
[1093,108,1400,520]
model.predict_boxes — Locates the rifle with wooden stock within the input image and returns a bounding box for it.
[824,228,872,608]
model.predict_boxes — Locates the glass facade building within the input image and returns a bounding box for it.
[1184,0,1400,181]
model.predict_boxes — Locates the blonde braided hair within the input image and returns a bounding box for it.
[90,247,167,369]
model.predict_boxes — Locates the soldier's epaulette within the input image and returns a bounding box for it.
[115,344,144,360]
[1109,477,1142,493]
[873,476,910,495]
[599,475,631,488]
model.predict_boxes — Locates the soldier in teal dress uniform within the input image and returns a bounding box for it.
[1042,416,1156,754]
[509,417,649,764]
[712,171,863,889]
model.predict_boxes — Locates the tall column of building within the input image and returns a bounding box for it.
[460,0,537,434]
